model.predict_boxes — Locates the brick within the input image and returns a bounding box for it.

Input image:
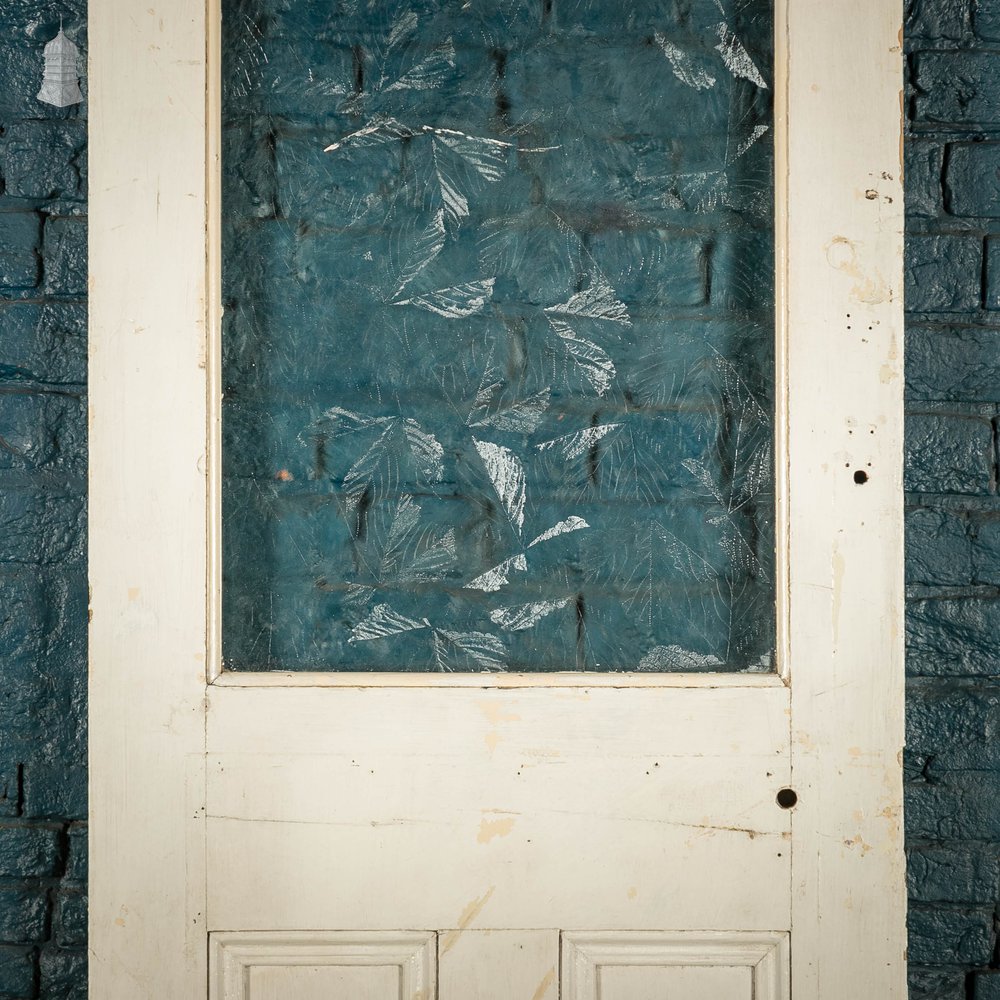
[0,887,48,942]
[908,770,1000,838]
[905,412,994,495]
[905,235,982,313]
[42,217,87,299]
[0,391,86,473]
[945,143,1000,218]
[905,506,972,586]
[63,824,85,885]
[908,141,945,220]
[0,303,87,386]
[907,0,974,41]
[0,123,86,202]
[908,904,995,965]
[986,237,1000,311]
[906,325,1000,402]
[908,598,1000,676]
[0,945,35,997]
[908,844,1000,902]
[0,487,86,566]
[0,42,49,117]
[53,892,86,947]
[908,683,1000,769]
[0,764,19,819]
[915,52,1000,126]
[0,824,60,878]
[975,972,1000,1000]
[0,213,41,292]
[974,0,1000,40]
[21,763,86,822]
[972,516,1000,584]
[909,967,968,1000]
[38,948,86,1000]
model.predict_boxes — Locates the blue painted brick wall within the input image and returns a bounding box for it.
[0,3,88,998]
[907,0,1000,994]
[0,0,997,996]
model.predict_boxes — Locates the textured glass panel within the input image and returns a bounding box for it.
[221,0,775,672]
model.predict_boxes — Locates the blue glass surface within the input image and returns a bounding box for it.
[221,0,775,672]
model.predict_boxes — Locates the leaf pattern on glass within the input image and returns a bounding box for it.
[222,0,776,672]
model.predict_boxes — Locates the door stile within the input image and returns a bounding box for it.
[88,0,212,995]
[785,0,906,996]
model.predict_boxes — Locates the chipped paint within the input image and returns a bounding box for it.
[530,968,556,1000]
[477,815,517,843]
[439,887,496,956]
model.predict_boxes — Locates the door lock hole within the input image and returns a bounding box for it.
[776,788,798,809]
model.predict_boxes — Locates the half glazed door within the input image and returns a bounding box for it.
[88,0,906,997]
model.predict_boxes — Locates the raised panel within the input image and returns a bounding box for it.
[210,931,435,1000]
[248,966,399,1000]
[561,931,788,1000]
[599,964,749,1000]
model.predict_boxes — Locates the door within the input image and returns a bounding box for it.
[88,0,906,997]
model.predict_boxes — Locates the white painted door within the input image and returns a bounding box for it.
[87,0,906,997]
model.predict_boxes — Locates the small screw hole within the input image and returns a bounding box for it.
[776,788,798,809]
[853,469,868,484]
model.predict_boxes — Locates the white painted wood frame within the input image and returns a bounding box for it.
[88,0,905,996]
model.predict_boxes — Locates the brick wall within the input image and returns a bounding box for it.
[0,4,88,999]
[906,0,1000,995]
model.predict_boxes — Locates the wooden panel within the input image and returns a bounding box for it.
[784,0,907,995]
[561,932,788,1000]
[599,965,749,1000]
[88,0,209,995]
[210,932,435,1000]
[248,967,398,1000]
[206,685,791,932]
[438,930,557,1000]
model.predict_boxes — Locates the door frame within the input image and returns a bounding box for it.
[88,0,906,994]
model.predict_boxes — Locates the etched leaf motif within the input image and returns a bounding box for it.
[432,629,506,671]
[715,23,768,89]
[490,598,571,631]
[536,423,621,460]
[317,410,445,518]
[377,497,456,583]
[470,386,551,435]
[432,128,511,182]
[466,553,528,592]
[392,210,447,299]
[431,141,470,224]
[402,418,445,480]
[638,645,723,671]
[654,32,716,90]
[350,603,429,642]
[385,10,418,51]
[474,438,526,533]
[395,279,495,318]
[544,272,631,326]
[385,39,456,92]
[528,516,589,548]
[735,125,770,159]
[548,319,617,396]
[324,116,414,152]
[402,529,457,581]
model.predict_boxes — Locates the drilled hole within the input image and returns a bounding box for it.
[776,788,798,809]
[853,469,869,485]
